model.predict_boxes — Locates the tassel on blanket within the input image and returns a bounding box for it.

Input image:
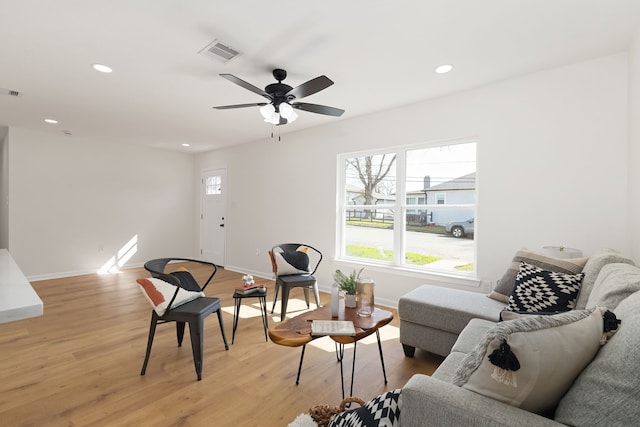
[488,339,520,387]
[601,310,621,344]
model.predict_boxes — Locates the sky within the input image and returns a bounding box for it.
[345,141,477,194]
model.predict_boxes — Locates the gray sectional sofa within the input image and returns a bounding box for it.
[397,249,640,426]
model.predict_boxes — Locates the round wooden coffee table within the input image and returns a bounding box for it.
[268,302,393,397]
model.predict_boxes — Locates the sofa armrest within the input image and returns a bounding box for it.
[400,375,562,427]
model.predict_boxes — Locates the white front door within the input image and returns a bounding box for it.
[200,168,227,266]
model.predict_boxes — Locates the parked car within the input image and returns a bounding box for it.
[445,218,474,238]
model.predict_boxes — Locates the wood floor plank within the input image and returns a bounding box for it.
[0,265,441,426]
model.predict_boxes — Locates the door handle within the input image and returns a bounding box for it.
[219,224,225,227]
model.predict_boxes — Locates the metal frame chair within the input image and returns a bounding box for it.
[269,244,323,321]
[140,258,228,380]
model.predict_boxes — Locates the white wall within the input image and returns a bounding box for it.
[196,53,631,307]
[629,30,640,262]
[0,126,8,249]
[8,128,195,278]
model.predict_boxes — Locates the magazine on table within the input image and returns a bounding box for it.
[311,320,356,336]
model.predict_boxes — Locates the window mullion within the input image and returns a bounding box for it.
[395,148,406,265]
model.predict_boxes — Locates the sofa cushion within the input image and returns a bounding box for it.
[576,248,635,309]
[432,351,467,383]
[503,262,584,314]
[586,263,640,310]
[555,291,640,426]
[490,249,587,303]
[399,285,505,335]
[450,318,496,354]
[451,308,608,415]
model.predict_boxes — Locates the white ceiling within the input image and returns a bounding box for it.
[1,1,640,153]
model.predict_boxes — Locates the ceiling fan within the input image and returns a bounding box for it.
[213,68,345,125]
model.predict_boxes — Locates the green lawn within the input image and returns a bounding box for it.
[346,244,441,266]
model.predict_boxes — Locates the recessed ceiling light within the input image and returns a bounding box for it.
[92,64,113,73]
[435,64,454,74]
[44,118,58,124]
[181,143,191,147]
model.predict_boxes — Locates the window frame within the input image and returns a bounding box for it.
[336,139,477,276]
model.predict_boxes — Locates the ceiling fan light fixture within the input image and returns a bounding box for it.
[279,102,294,118]
[259,104,276,119]
[265,112,281,125]
[287,109,298,123]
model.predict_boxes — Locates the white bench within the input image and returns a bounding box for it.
[0,249,43,323]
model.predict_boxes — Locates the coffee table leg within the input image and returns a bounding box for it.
[339,343,345,398]
[335,342,344,362]
[376,329,388,384]
[350,342,357,397]
[296,344,306,385]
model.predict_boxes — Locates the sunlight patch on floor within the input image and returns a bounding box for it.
[221,303,265,319]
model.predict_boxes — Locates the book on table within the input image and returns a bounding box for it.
[235,284,265,295]
[311,320,356,336]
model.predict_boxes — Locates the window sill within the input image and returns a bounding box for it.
[332,258,481,290]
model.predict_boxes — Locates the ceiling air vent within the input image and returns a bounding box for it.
[0,88,21,97]
[199,39,241,62]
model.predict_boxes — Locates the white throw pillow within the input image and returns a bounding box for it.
[137,277,204,316]
[452,308,611,415]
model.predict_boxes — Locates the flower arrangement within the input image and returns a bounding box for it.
[333,267,364,295]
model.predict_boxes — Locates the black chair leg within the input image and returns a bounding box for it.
[188,318,204,381]
[259,296,268,341]
[217,309,229,350]
[280,286,290,321]
[232,297,240,344]
[271,282,280,314]
[303,287,310,308]
[141,315,158,376]
[312,284,321,308]
[176,321,186,347]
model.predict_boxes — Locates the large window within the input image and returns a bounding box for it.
[338,140,476,274]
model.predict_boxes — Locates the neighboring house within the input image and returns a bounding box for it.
[345,184,395,220]
[346,173,475,225]
[407,173,476,225]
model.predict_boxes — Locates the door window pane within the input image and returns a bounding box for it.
[205,176,222,195]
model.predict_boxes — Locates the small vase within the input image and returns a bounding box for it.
[344,294,357,308]
[356,278,375,317]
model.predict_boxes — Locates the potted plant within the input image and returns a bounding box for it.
[333,267,364,308]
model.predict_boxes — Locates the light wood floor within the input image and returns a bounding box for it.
[0,264,442,426]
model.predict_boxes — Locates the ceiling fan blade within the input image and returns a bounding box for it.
[220,74,272,100]
[213,102,268,110]
[286,75,334,99]
[293,102,345,117]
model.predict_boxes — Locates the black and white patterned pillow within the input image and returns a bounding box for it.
[505,262,584,314]
[328,389,401,427]
[272,246,311,276]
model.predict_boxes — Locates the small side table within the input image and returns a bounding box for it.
[232,288,269,344]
